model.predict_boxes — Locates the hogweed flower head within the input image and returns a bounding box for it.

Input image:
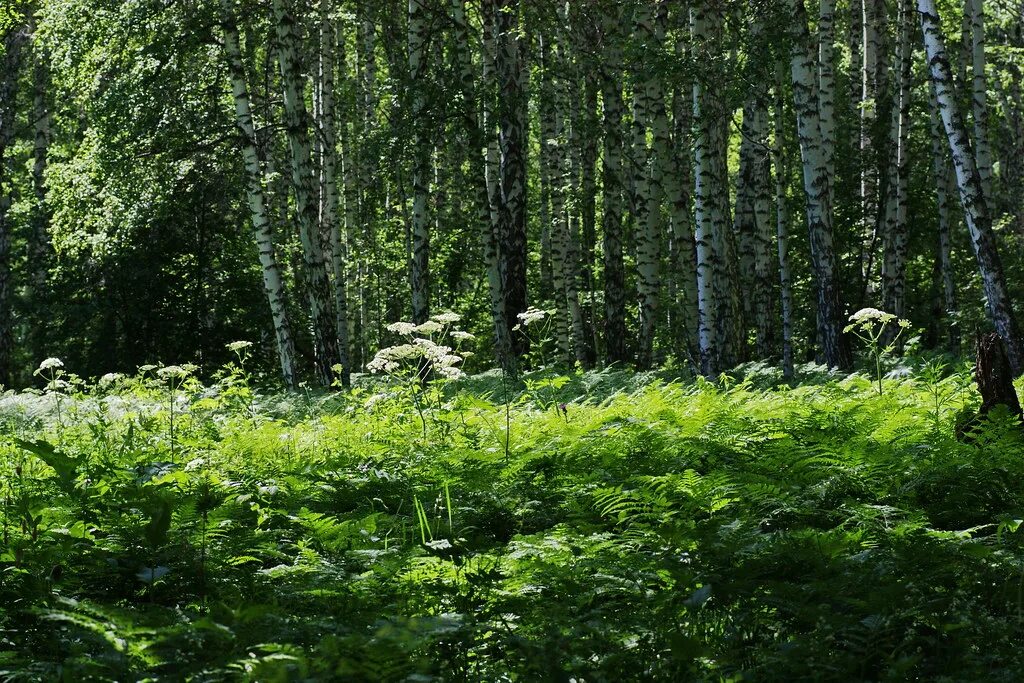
[516,307,548,327]
[36,357,64,374]
[386,322,417,336]
[431,311,461,324]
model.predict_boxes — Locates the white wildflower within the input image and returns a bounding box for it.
[436,366,464,380]
[138,364,158,373]
[415,320,444,335]
[37,357,64,372]
[157,365,191,379]
[516,307,548,326]
[450,330,476,341]
[226,341,253,352]
[431,311,461,324]
[425,539,453,550]
[386,322,417,336]
[438,354,463,368]
[99,372,123,386]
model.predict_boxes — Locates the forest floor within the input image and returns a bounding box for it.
[2,362,1024,680]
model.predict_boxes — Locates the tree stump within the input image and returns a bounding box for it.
[975,332,1022,419]
[956,333,1023,440]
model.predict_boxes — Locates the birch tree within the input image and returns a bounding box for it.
[273,0,341,385]
[600,4,628,365]
[314,0,350,385]
[221,0,298,387]
[786,0,850,369]
[968,0,994,201]
[918,0,1024,373]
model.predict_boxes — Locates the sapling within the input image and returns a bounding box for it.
[844,308,911,395]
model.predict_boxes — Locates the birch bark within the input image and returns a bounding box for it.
[918,0,1024,373]
[221,0,298,387]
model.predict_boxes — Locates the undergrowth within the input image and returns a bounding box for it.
[2,360,1024,681]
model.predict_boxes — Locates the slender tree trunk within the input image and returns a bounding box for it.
[600,7,628,365]
[221,0,298,387]
[690,1,730,376]
[408,0,431,325]
[315,0,350,386]
[860,0,889,295]
[774,68,795,380]
[818,0,837,208]
[787,0,851,369]
[736,15,774,360]
[632,2,661,369]
[551,7,589,368]
[580,73,600,364]
[456,0,512,371]
[918,0,1024,374]
[495,0,529,358]
[669,21,699,366]
[929,81,959,350]
[539,35,571,364]
[881,0,914,322]
[969,0,994,202]
[273,0,341,385]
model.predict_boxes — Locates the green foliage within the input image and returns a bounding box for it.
[2,364,1024,680]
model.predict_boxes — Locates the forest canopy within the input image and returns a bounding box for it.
[0,0,1021,386]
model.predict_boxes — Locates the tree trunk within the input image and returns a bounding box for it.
[495,0,529,358]
[456,0,513,372]
[968,0,994,202]
[975,332,1023,420]
[408,0,430,325]
[28,15,50,360]
[539,34,571,365]
[669,18,699,366]
[928,81,959,350]
[632,2,662,369]
[221,0,298,387]
[918,0,1024,375]
[787,0,851,369]
[315,0,350,386]
[273,0,341,386]
[600,7,629,365]
[690,1,729,376]
[881,0,914,323]
[818,0,837,208]
[774,66,795,380]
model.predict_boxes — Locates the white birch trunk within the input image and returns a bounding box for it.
[787,0,850,369]
[969,0,994,201]
[315,0,350,386]
[633,2,661,369]
[690,2,723,376]
[773,68,795,380]
[600,7,628,365]
[928,81,959,349]
[221,0,298,387]
[273,0,341,386]
[918,0,1024,373]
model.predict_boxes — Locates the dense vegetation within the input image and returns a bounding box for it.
[3,347,1024,680]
